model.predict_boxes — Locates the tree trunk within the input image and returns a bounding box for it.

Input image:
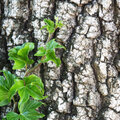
[0,0,120,120]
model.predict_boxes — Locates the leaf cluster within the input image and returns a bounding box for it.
[0,17,65,120]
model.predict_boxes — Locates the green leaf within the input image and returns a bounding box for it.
[23,75,45,100]
[0,86,9,106]
[0,99,10,107]
[8,42,34,70]
[0,71,16,106]
[2,70,17,90]
[41,19,55,34]
[46,39,65,50]
[20,112,44,120]
[34,47,46,57]
[9,79,24,99]
[26,85,46,100]
[0,76,5,87]
[41,50,61,67]
[19,99,45,120]
[18,87,29,106]
[6,112,19,120]
[19,99,43,113]
[13,59,26,70]
[12,75,46,107]
[24,75,44,91]
[55,16,63,28]
[35,39,65,67]
[0,70,17,90]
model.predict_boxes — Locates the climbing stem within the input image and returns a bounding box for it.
[24,32,54,77]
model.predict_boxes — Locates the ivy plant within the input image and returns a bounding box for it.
[0,17,65,120]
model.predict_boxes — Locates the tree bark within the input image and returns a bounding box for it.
[0,0,120,120]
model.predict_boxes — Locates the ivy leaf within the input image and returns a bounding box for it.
[24,74,44,92]
[8,42,34,70]
[54,16,63,28]
[22,74,45,101]
[0,70,17,90]
[35,39,65,67]
[41,50,61,67]
[41,19,55,34]
[9,75,46,107]
[46,39,66,50]
[18,87,29,106]
[9,79,24,100]
[19,99,43,113]
[0,71,17,106]
[0,86,9,106]
[6,112,20,120]
[34,47,46,57]
[6,100,44,120]
[19,99,45,120]
[2,71,16,90]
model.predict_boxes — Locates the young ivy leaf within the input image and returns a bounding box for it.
[34,47,46,57]
[41,50,61,67]
[8,42,34,70]
[0,71,16,106]
[35,39,65,67]
[54,16,63,28]
[40,19,55,34]
[46,39,65,50]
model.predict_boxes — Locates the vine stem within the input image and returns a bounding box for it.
[13,97,18,113]
[24,32,54,77]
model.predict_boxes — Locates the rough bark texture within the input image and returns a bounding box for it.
[0,0,120,120]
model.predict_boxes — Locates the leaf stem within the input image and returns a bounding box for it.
[25,62,42,76]
[25,64,27,71]
[13,96,15,103]
[13,96,18,113]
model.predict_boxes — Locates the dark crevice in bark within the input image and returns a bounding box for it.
[58,43,68,82]
[106,64,111,95]
[3,33,13,72]
[114,35,120,73]
[91,42,107,120]
[68,73,77,117]
[59,57,68,82]
[27,0,38,65]
[97,14,103,36]
[91,42,102,96]
[80,0,95,7]
[50,0,56,21]
[41,100,58,120]
[65,15,78,53]
[108,107,120,114]
[0,0,12,71]
[40,64,45,88]
[96,107,108,120]
[59,14,79,83]
[72,72,76,99]
[67,0,79,7]
[113,0,117,24]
